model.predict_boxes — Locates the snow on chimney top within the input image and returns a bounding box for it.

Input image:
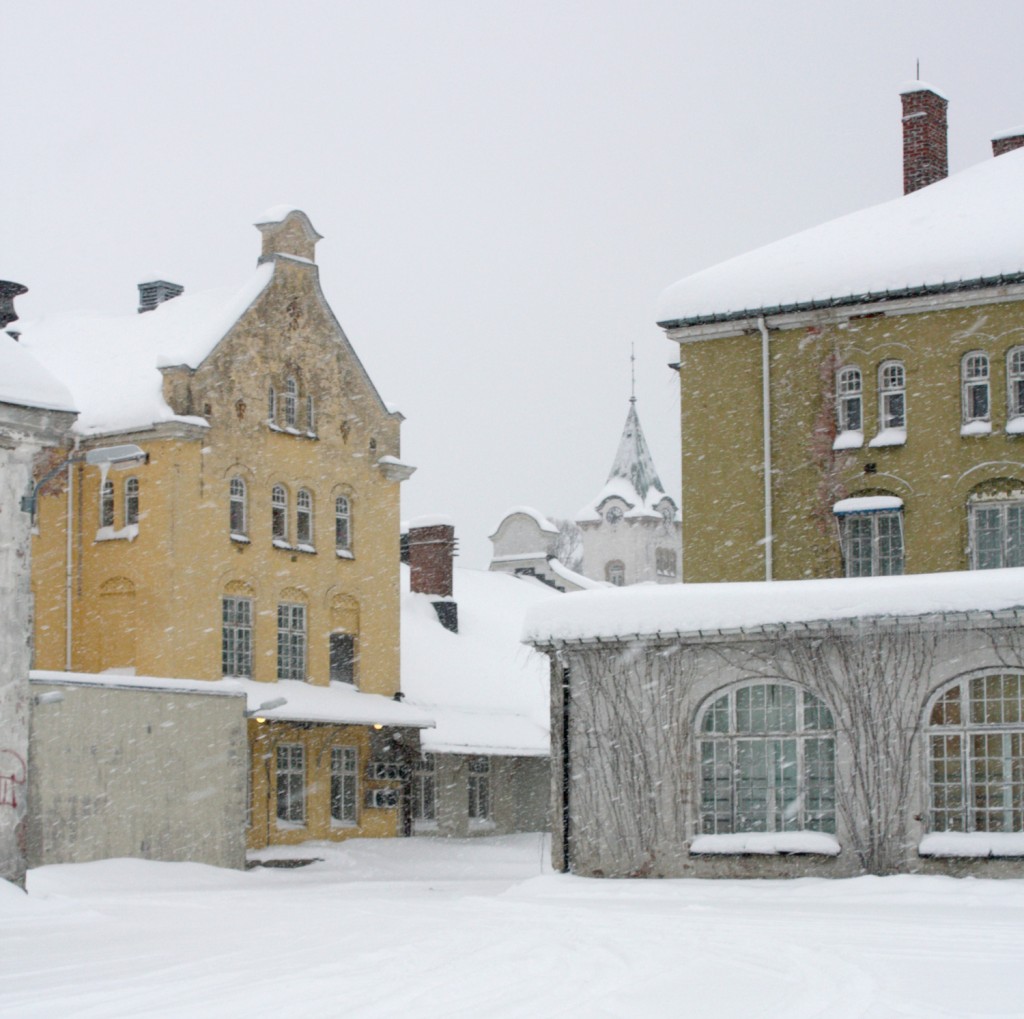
[407,521,458,633]
[992,127,1024,157]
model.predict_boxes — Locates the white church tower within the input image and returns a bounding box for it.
[575,397,681,585]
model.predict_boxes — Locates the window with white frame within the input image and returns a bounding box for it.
[929,674,1024,833]
[970,496,1024,570]
[124,477,139,526]
[229,477,247,537]
[606,560,625,586]
[330,746,358,823]
[699,683,836,835]
[100,478,115,528]
[276,744,306,824]
[836,366,863,433]
[296,489,313,547]
[962,352,991,424]
[467,757,490,821]
[221,596,253,677]
[268,385,277,424]
[835,501,904,577]
[412,754,436,822]
[284,377,298,428]
[306,395,316,435]
[878,360,906,430]
[277,602,306,681]
[272,485,288,543]
[1008,347,1024,421]
[335,495,351,553]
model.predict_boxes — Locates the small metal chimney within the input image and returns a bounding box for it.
[137,279,184,314]
[0,281,28,331]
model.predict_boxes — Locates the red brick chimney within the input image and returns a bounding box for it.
[901,84,948,194]
[992,128,1024,157]
[407,520,458,632]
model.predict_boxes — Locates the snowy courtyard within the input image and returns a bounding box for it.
[4,833,1024,1018]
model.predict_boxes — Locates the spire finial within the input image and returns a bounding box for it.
[630,344,637,404]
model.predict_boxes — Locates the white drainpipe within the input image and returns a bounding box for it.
[758,316,773,582]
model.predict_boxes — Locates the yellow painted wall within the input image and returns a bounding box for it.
[677,297,1024,582]
[31,228,410,848]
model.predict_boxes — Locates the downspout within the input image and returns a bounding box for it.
[559,662,571,873]
[64,438,79,670]
[758,316,774,581]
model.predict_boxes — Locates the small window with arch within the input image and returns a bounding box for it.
[99,478,115,529]
[296,489,314,549]
[272,484,289,545]
[284,377,298,429]
[835,366,863,435]
[335,495,352,556]
[1007,347,1024,431]
[229,477,247,539]
[124,477,139,527]
[961,351,991,432]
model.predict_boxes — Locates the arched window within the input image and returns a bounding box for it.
[284,377,298,428]
[296,489,314,547]
[961,351,991,425]
[699,683,836,835]
[335,495,351,553]
[1007,347,1024,421]
[124,477,139,526]
[836,366,863,433]
[229,477,247,537]
[605,560,625,586]
[878,360,906,430]
[100,478,115,528]
[272,485,288,543]
[929,674,1024,833]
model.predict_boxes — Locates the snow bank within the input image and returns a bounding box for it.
[691,832,841,856]
[918,832,1024,858]
[657,147,1024,325]
[523,567,1024,644]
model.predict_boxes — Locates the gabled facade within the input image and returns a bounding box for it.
[575,399,681,585]
[24,209,428,852]
[657,86,1024,584]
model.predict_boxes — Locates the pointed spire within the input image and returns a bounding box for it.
[606,400,666,504]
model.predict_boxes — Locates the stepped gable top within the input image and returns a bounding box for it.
[657,146,1024,328]
[577,399,677,522]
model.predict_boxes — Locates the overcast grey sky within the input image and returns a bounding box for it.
[6,1,1024,566]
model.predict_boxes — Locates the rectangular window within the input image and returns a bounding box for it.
[222,596,253,677]
[276,744,305,824]
[329,633,357,685]
[841,511,904,577]
[277,602,306,681]
[330,746,358,823]
[412,754,436,822]
[971,501,1024,570]
[962,353,991,423]
[100,479,115,528]
[124,477,139,526]
[467,756,490,821]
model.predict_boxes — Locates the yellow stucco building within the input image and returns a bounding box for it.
[25,208,430,850]
[657,86,1024,584]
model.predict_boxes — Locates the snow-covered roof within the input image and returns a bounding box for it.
[489,506,560,538]
[30,670,435,728]
[577,400,677,522]
[523,567,1024,645]
[400,563,558,756]
[657,147,1024,327]
[16,263,273,435]
[0,333,76,413]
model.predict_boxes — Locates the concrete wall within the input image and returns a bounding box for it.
[546,611,1024,878]
[27,679,247,869]
[416,753,550,837]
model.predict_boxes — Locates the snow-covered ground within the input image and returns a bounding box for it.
[5,834,1024,1018]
